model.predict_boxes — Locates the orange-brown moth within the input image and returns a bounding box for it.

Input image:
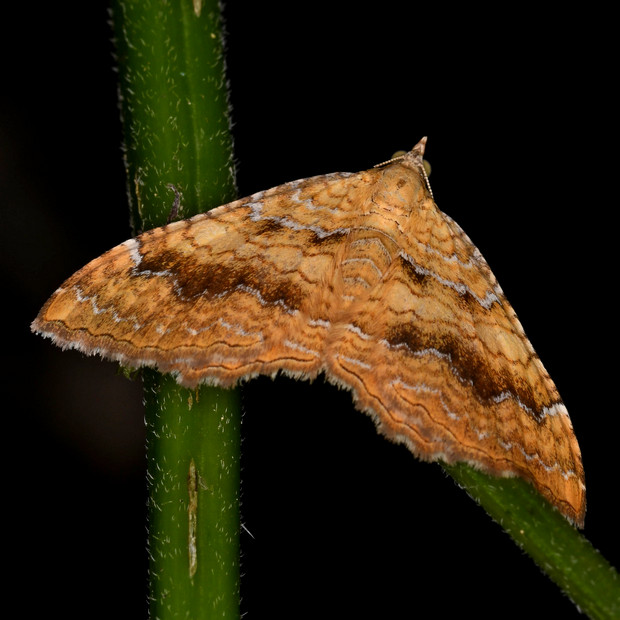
[32,138,585,526]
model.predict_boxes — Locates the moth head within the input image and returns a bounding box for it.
[376,137,433,199]
[402,137,433,198]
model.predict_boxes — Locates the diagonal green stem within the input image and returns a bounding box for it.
[444,463,620,618]
[109,1,240,617]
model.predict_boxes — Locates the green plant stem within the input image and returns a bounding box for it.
[144,374,240,617]
[109,1,239,617]
[444,463,620,618]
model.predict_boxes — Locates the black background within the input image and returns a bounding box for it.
[2,2,616,618]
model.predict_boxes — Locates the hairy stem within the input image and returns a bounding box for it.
[444,463,620,618]
[109,1,240,616]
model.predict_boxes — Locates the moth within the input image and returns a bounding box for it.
[32,138,585,526]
